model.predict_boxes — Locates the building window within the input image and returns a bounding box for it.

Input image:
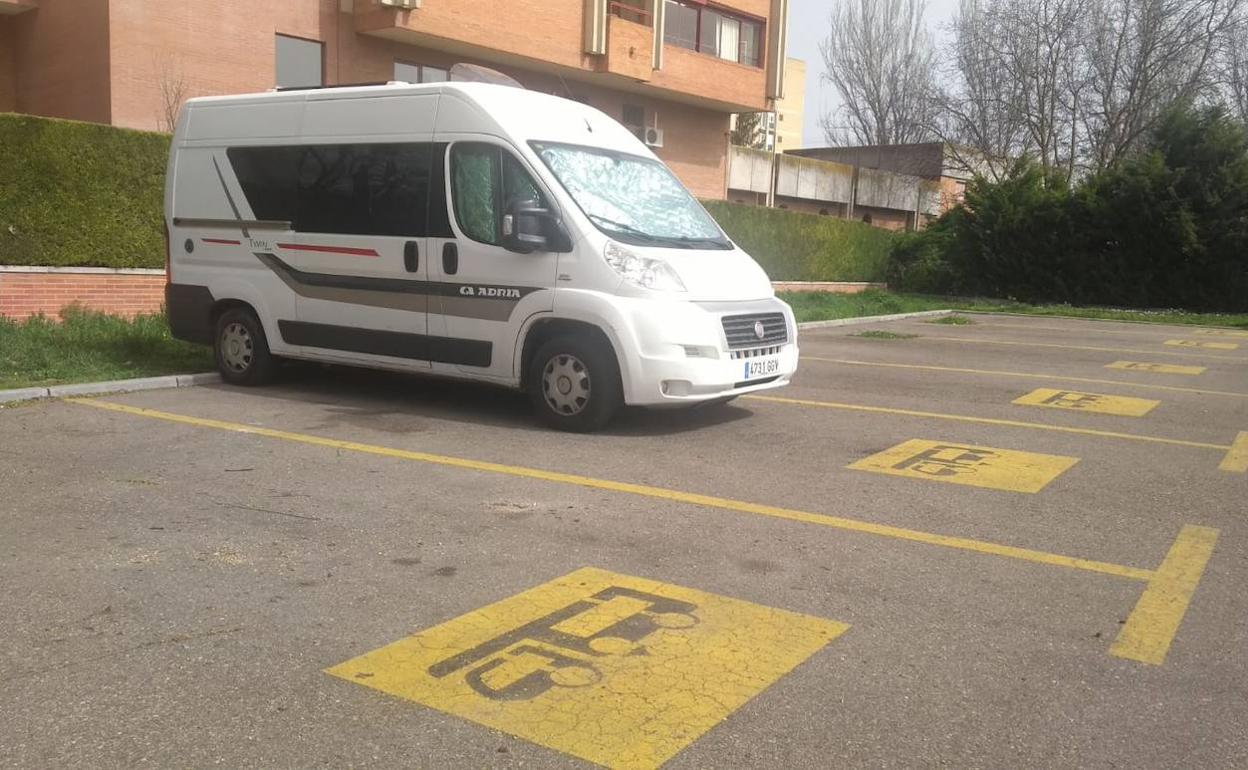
[663,2,763,68]
[275,34,324,89]
[622,103,645,128]
[393,62,449,84]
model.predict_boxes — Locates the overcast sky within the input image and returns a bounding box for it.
[787,0,960,147]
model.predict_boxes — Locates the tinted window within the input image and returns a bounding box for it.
[450,143,546,246]
[275,35,323,89]
[664,1,698,50]
[228,143,434,237]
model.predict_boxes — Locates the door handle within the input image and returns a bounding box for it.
[404,241,419,272]
[442,242,459,275]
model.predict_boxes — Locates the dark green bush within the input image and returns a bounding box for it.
[889,106,1248,312]
[0,113,170,269]
[702,200,895,281]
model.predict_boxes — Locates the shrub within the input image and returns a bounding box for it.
[888,105,1248,311]
[702,200,895,282]
[0,113,170,269]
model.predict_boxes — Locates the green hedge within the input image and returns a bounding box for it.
[702,200,895,282]
[0,113,169,268]
[0,113,894,279]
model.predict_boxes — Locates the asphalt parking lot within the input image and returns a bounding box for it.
[2,312,1246,769]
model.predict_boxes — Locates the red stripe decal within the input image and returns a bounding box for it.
[202,238,242,245]
[277,242,380,257]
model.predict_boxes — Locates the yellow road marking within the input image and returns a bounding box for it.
[1219,432,1248,473]
[919,335,1247,362]
[802,357,1248,399]
[1012,388,1159,417]
[1110,525,1219,665]
[743,394,1231,452]
[973,321,1233,339]
[848,439,1078,493]
[327,567,848,770]
[67,397,1154,580]
[1106,361,1207,376]
[1165,339,1239,350]
[1192,329,1248,338]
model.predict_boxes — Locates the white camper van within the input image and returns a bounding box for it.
[165,80,798,431]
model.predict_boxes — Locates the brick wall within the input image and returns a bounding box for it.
[11,0,111,123]
[0,17,15,112]
[0,268,165,321]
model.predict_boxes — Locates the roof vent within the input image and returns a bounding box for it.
[449,63,525,89]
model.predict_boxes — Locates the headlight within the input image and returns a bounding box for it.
[603,241,687,293]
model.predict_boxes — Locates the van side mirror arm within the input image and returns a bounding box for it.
[502,200,572,254]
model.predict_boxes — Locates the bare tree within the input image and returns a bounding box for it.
[819,0,938,146]
[1220,6,1248,123]
[1081,0,1241,168]
[157,55,189,134]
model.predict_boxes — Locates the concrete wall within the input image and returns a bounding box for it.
[856,167,920,211]
[775,153,853,204]
[728,146,773,194]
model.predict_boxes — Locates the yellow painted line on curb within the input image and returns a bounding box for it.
[1012,388,1159,417]
[1219,432,1248,473]
[67,397,1154,581]
[1110,525,1219,665]
[743,394,1231,452]
[1164,339,1239,350]
[920,335,1248,362]
[1105,361,1207,376]
[802,357,1248,399]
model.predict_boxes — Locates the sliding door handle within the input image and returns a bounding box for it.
[442,242,459,275]
[403,241,419,272]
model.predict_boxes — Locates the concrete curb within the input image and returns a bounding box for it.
[0,308,957,406]
[797,309,954,330]
[0,372,220,405]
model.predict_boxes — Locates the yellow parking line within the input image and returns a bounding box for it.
[919,335,1248,362]
[743,394,1231,452]
[1110,525,1219,665]
[802,357,1248,400]
[972,321,1226,339]
[1219,432,1248,473]
[67,397,1154,581]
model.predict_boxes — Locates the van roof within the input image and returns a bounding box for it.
[180,81,646,156]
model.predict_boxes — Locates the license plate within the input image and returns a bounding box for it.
[742,356,780,380]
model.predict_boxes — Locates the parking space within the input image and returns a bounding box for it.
[2,313,1245,768]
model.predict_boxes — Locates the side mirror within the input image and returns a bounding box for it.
[502,199,571,254]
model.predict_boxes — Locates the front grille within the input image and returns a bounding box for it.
[722,313,787,349]
[729,344,784,360]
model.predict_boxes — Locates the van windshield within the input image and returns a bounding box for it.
[531,142,731,250]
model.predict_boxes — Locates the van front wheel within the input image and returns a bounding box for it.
[528,335,622,432]
[214,308,276,386]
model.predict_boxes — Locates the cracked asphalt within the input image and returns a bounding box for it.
[1,312,1246,768]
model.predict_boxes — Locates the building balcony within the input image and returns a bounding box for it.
[352,0,770,113]
[0,0,37,14]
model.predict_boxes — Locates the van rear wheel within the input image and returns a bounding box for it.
[528,335,622,432]
[214,307,276,386]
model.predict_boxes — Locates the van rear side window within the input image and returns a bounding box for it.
[227,144,446,238]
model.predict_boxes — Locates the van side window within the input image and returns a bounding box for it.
[228,143,434,237]
[450,143,547,246]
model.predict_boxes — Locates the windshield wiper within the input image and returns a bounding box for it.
[586,214,726,249]
[586,214,665,243]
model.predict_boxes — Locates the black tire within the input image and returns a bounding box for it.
[528,334,623,432]
[213,307,276,386]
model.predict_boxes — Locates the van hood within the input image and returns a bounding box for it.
[639,246,776,302]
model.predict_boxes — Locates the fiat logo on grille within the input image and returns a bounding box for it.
[754,321,766,340]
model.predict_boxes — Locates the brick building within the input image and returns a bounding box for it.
[0,0,789,199]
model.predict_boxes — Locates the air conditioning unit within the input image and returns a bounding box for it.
[643,127,664,148]
[380,0,421,9]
